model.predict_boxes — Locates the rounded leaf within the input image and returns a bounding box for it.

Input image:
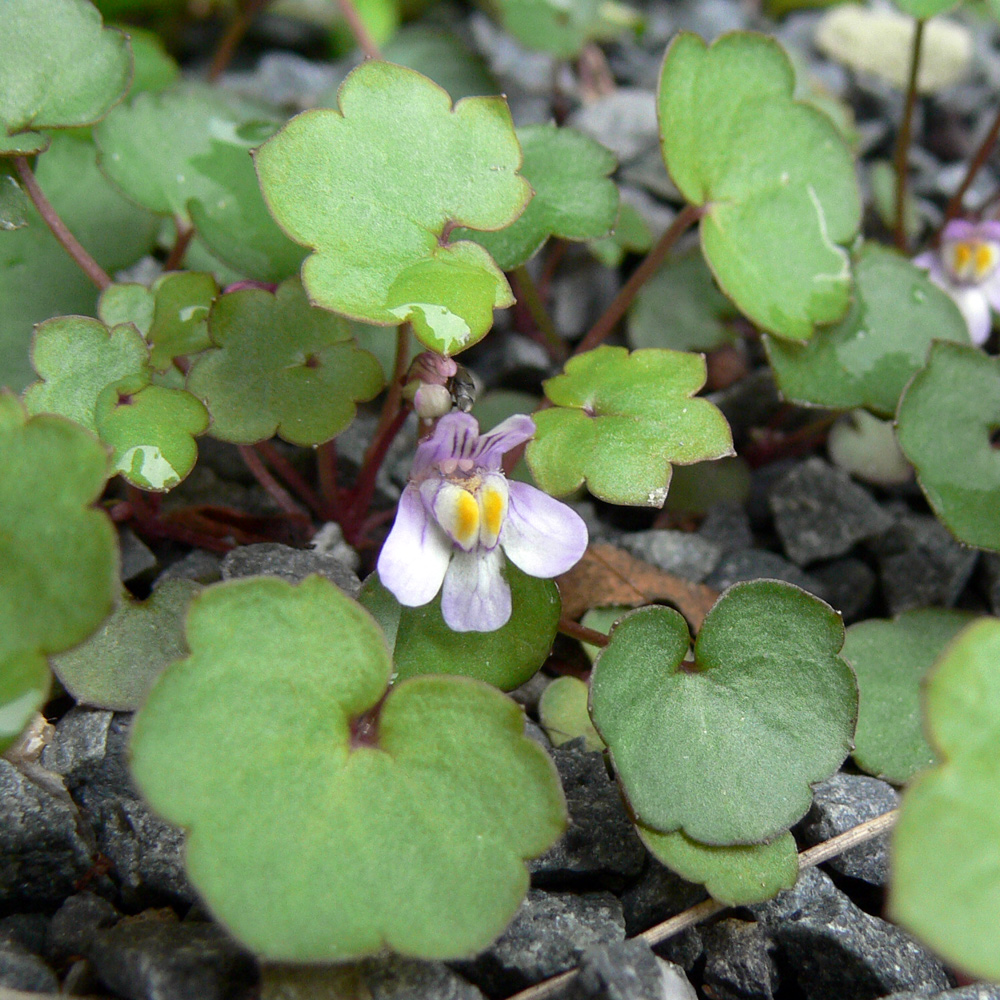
[359,561,560,691]
[845,609,974,784]
[188,279,384,446]
[590,581,856,844]
[0,393,118,750]
[628,250,737,353]
[767,244,969,417]
[131,575,566,961]
[52,579,199,711]
[0,133,157,391]
[527,346,734,506]
[538,676,605,751]
[896,341,1000,551]
[255,61,530,354]
[1,0,131,150]
[658,32,861,341]
[638,826,798,905]
[456,124,619,271]
[890,619,1000,980]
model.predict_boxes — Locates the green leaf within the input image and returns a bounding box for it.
[146,271,219,370]
[663,456,751,515]
[628,250,738,353]
[0,132,157,391]
[130,575,566,960]
[890,618,1000,981]
[896,341,1000,551]
[124,26,180,96]
[380,27,499,101]
[96,374,209,491]
[845,608,975,785]
[0,392,118,751]
[766,244,969,417]
[538,676,605,751]
[0,169,31,230]
[658,32,860,341]
[638,827,798,905]
[95,82,278,223]
[51,579,199,711]
[579,606,630,663]
[187,279,384,446]
[186,137,308,284]
[255,61,530,355]
[24,316,208,490]
[590,581,856,844]
[496,0,640,58]
[589,202,653,269]
[24,316,149,432]
[98,282,156,335]
[527,346,734,506]
[455,125,619,271]
[0,0,131,152]
[892,0,960,16]
[359,561,560,691]
[870,160,919,241]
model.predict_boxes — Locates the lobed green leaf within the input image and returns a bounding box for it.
[590,581,856,844]
[896,341,1000,552]
[187,279,384,446]
[845,608,974,784]
[527,346,734,506]
[456,124,619,271]
[0,393,118,750]
[890,618,1000,981]
[255,61,530,355]
[130,575,566,961]
[658,32,861,341]
[767,244,969,417]
[638,826,798,905]
[1,0,132,154]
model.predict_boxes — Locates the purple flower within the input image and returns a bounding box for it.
[914,219,1000,346]
[377,411,588,632]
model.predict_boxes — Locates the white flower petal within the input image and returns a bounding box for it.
[500,481,589,578]
[377,485,452,607]
[440,547,511,632]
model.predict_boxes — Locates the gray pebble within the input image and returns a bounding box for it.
[769,458,892,566]
[798,773,899,886]
[0,936,58,994]
[221,541,361,597]
[701,918,779,1000]
[453,889,625,996]
[560,938,698,1000]
[529,741,646,886]
[752,868,949,1000]
[617,530,721,582]
[705,551,828,602]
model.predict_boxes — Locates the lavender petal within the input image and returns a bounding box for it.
[411,411,480,476]
[377,484,452,606]
[473,414,536,469]
[440,547,511,632]
[500,481,589,578]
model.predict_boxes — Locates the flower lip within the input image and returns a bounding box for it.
[377,410,588,632]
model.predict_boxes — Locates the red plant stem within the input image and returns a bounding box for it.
[129,512,236,553]
[940,102,1000,232]
[335,0,383,59]
[13,156,111,290]
[317,440,342,520]
[575,203,703,356]
[238,444,311,520]
[207,0,272,81]
[538,239,568,299]
[894,18,925,252]
[254,441,326,519]
[343,404,411,542]
[163,221,194,271]
[557,618,609,648]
